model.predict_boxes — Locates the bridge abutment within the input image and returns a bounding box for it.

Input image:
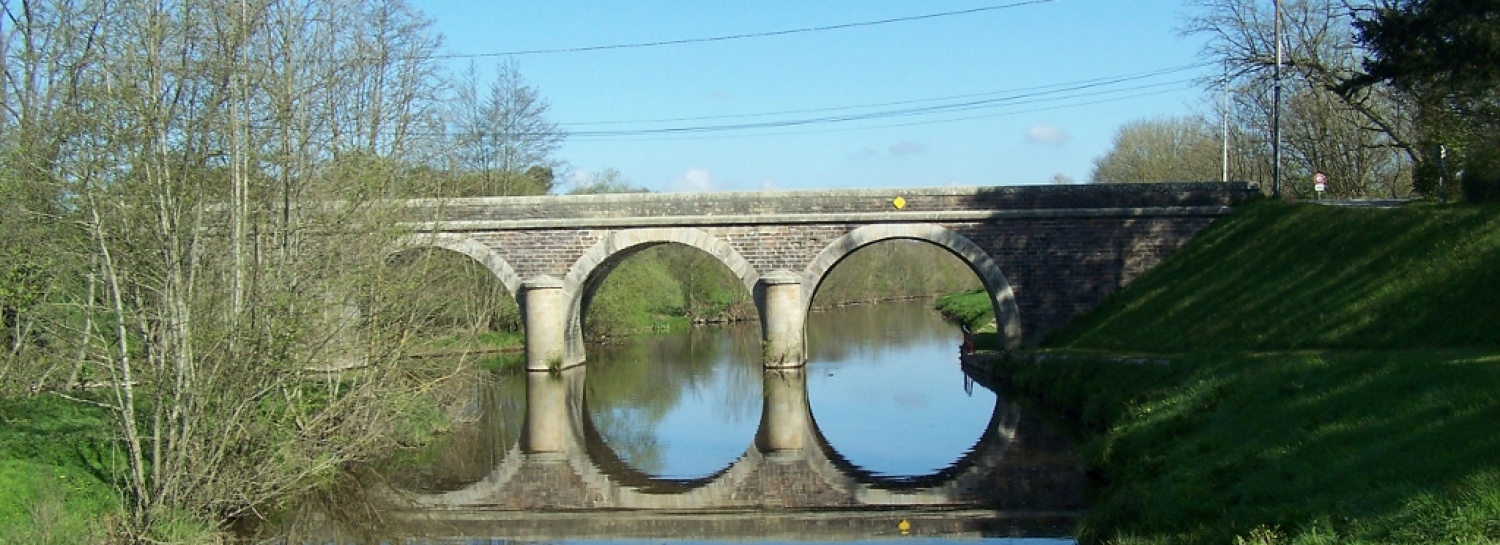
[759,271,806,368]
[522,275,568,372]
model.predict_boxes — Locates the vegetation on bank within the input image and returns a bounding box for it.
[935,288,997,331]
[968,201,1500,544]
[0,395,123,544]
[0,236,980,541]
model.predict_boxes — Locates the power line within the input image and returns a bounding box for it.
[563,78,1200,138]
[561,62,1210,127]
[430,0,1056,59]
[332,72,1199,141]
[566,82,1200,142]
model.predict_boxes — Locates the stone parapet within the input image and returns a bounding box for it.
[402,182,1259,224]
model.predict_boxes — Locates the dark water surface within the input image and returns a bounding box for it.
[279,300,1084,543]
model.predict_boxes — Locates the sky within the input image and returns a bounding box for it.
[408,0,1217,193]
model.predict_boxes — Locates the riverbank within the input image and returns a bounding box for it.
[0,394,123,543]
[958,200,1500,544]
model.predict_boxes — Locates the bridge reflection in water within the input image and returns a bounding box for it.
[366,362,1085,541]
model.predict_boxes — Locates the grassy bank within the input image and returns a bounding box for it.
[936,287,997,331]
[991,348,1500,544]
[956,201,1500,543]
[1047,201,1500,351]
[0,395,122,543]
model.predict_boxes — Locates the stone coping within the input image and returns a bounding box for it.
[408,205,1237,232]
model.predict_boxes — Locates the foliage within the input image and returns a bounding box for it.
[1184,0,1417,198]
[1350,0,1500,201]
[387,248,521,350]
[1048,201,1500,351]
[1089,116,1223,183]
[442,59,566,197]
[1352,0,1500,114]
[990,349,1500,544]
[0,0,505,539]
[568,168,648,194]
[934,288,995,331]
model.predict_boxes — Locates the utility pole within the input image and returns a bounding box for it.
[1223,60,1230,184]
[1272,0,1283,198]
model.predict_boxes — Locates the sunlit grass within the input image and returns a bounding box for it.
[991,347,1500,544]
[0,395,122,544]
[963,201,1500,543]
[1048,201,1500,351]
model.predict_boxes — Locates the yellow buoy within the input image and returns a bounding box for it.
[898,519,911,534]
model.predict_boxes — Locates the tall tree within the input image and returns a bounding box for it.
[1350,0,1500,200]
[1090,116,1223,183]
[1,0,463,538]
[1185,0,1416,197]
[446,59,565,196]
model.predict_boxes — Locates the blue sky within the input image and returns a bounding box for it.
[410,1,1215,192]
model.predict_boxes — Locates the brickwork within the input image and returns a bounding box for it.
[403,183,1258,353]
[729,457,857,508]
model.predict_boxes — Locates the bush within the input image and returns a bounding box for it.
[1461,148,1500,202]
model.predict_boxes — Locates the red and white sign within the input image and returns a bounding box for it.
[1314,172,1327,192]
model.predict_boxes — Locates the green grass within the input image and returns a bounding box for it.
[0,394,123,544]
[935,287,996,331]
[992,349,1500,544]
[961,200,1500,543]
[1048,200,1500,351]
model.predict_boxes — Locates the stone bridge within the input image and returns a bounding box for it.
[398,182,1258,369]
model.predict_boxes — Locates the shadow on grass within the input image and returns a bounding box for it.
[1048,202,1500,352]
[992,349,1500,544]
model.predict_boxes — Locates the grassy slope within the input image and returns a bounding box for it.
[1048,200,1500,350]
[0,395,121,543]
[979,201,1500,544]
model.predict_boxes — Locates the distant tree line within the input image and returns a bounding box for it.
[1092,0,1500,202]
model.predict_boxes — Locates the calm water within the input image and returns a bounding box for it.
[277,300,1084,543]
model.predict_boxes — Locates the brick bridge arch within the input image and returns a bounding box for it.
[560,228,761,365]
[394,232,523,296]
[800,223,1023,349]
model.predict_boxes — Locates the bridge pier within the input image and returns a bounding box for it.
[759,271,806,368]
[522,275,567,372]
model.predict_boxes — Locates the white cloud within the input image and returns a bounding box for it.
[888,140,927,155]
[671,167,716,192]
[760,179,777,190]
[1025,124,1071,146]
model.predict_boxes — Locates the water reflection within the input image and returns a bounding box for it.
[283,301,1084,542]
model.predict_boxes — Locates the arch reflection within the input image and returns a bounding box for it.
[407,364,1083,512]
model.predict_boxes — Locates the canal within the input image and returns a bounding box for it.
[279,300,1084,543]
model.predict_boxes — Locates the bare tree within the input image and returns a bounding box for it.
[0,0,470,539]
[446,59,565,196]
[1185,0,1416,197]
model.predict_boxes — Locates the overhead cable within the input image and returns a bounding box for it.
[432,0,1056,58]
